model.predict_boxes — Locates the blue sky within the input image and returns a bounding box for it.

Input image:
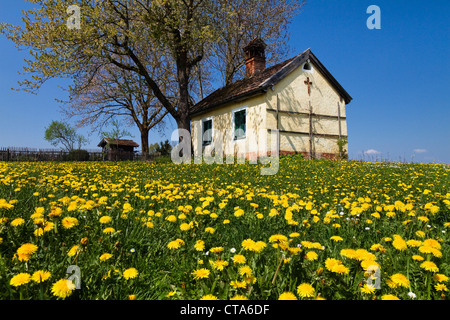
[1,0,449,163]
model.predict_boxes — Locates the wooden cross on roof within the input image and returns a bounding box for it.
[304,77,312,95]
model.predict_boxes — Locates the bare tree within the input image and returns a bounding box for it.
[62,53,174,156]
[211,0,306,86]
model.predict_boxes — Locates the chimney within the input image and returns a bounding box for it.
[243,38,266,77]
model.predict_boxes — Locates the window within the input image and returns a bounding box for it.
[202,118,213,146]
[233,107,247,140]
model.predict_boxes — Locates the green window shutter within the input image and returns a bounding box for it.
[234,110,246,140]
[202,119,212,146]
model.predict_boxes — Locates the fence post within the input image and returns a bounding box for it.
[7,148,10,162]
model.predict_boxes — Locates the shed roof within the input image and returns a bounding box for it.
[190,49,352,118]
[98,138,139,148]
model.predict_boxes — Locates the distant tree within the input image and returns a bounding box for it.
[148,143,160,155]
[44,121,87,152]
[156,140,172,156]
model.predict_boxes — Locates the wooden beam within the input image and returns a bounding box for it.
[266,108,346,120]
[268,129,347,139]
[309,101,314,159]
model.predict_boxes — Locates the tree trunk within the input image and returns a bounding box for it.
[140,129,150,160]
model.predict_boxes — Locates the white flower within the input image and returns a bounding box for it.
[365,227,370,230]
[130,248,135,253]
[408,292,417,299]
[230,248,236,253]
[340,212,344,216]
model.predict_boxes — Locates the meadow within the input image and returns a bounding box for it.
[0,157,449,300]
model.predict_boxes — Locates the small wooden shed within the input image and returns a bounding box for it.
[98,138,139,161]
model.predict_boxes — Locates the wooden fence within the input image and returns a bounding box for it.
[0,147,103,162]
[0,147,164,162]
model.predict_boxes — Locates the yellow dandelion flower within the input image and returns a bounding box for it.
[416,230,426,238]
[278,292,298,300]
[205,227,215,234]
[269,234,288,243]
[123,268,138,280]
[194,240,205,251]
[165,215,177,222]
[34,228,44,237]
[234,209,245,217]
[11,218,25,227]
[422,238,441,250]
[16,243,38,262]
[412,255,425,261]
[100,253,113,261]
[67,245,80,257]
[210,259,229,271]
[340,249,358,259]
[406,240,422,247]
[61,217,79,229]
[389,273,410,288]
[230,280,247,289]
[330,236,343,242]
[360,284,376,294]
[392,234,408,251]
[167,239,185,250]
[420,261,439,272]
[232,254,246,265]
[242,239,255,251]
[296,283,315,299]
[305,251,318,261]
[252,241,267,253]
[103,227,115,234]
[51,279,76,299]
[10,273,31,287]
[238,265,253,277]
[381,294,400,300]
[200,294,218,300]
[209,247,224,253]
[191,268,210,280]
[179,223,191,231]
[434,283,448,292]
[99,216,112,224]
[433,274,449,282]
[31,270,51,283]
[325,258,341,271]
[166,291,177,298]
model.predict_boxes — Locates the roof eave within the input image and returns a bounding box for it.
[190,87,268,118]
